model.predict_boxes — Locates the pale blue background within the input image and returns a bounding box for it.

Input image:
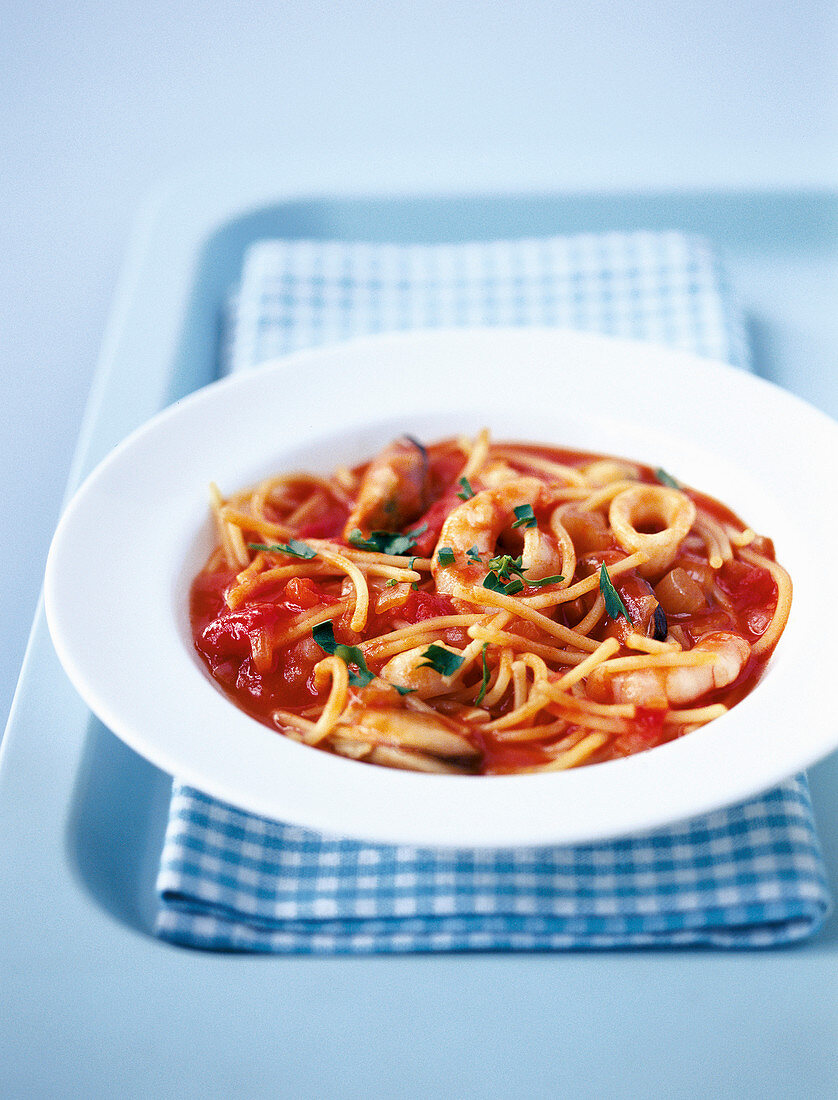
[1,1,836,728]
[2,4,838,1097]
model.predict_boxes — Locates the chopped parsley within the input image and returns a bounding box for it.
[599,564,631,622]
[466,545,482,562]
[312,620,375,687]
[486,553,524,580]
[480,552,562,594]
[482,571,525,596]
[474,642,491,704]
[526,573,565,587]
[419,644,465,677]
[312,621,340,654]
[436,546,456,567]
[511,503,537,529]
[457,477,475,501]
[654,468,680,489]
[311,619,422,695]
[249,539,317,560]
[347,523,428,556]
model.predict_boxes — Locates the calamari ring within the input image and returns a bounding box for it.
[608,485,696,579]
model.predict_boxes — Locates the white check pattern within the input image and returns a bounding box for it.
[156,231,829,953]
[226,232,749,372]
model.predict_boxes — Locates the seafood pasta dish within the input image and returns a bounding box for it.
[191,431,791,775]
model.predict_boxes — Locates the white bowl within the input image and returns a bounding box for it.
[44,328,838,847]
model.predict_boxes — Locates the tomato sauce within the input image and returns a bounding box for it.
[191,438,786,775]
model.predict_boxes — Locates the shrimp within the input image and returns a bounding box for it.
[587,631,751,708]
[343,436,429,538]
[433,477,574,604]
[521,512,576,582]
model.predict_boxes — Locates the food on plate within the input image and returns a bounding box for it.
[190,430,791,775]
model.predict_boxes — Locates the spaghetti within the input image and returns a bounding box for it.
[191,431,791,775]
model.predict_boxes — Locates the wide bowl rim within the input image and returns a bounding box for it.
[44,326,838,847]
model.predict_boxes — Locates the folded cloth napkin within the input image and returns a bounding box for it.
[158,778,829,952]
[156,230,831,953]
[225,231,749,373]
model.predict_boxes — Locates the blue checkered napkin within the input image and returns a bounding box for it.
[156,778,829,952]
[225,232,749,373]
[155,230,830,952]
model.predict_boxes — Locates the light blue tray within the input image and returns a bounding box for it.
[2,175,836,1099]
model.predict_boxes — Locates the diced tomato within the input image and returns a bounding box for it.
[199,604,284,660]
[235,656,267,699]
[716,560,776,612]
[480,739,551,773]
[400,589,459,623]
[297,501,349,539]
[278,649,312,693]
[744,607,772,636]
[635,706,667,734]
[283,576,324,612]
[190,567,238,625]
[609,707,668,758]
[231,649,318,707]
[427,450,465,492]
[410,492,462,556]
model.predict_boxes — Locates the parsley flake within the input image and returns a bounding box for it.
[482,552,530,595]
[482,550,563,594]
[419,644,465,677]
[482,572,505,594]
[457,477,475,501]
[437,546,456,567]
[482,570,524,596]
[599,564,631,622]
[486,553,525,580]
[474,642,491,705]
[249,539,317,560]
[511,503,537,529]
[348,523,428,556]
[312,620,340,653]
[654,468,680,489]
[312,620,375,686]
[527,573,565,587]
[466,546,482,562]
